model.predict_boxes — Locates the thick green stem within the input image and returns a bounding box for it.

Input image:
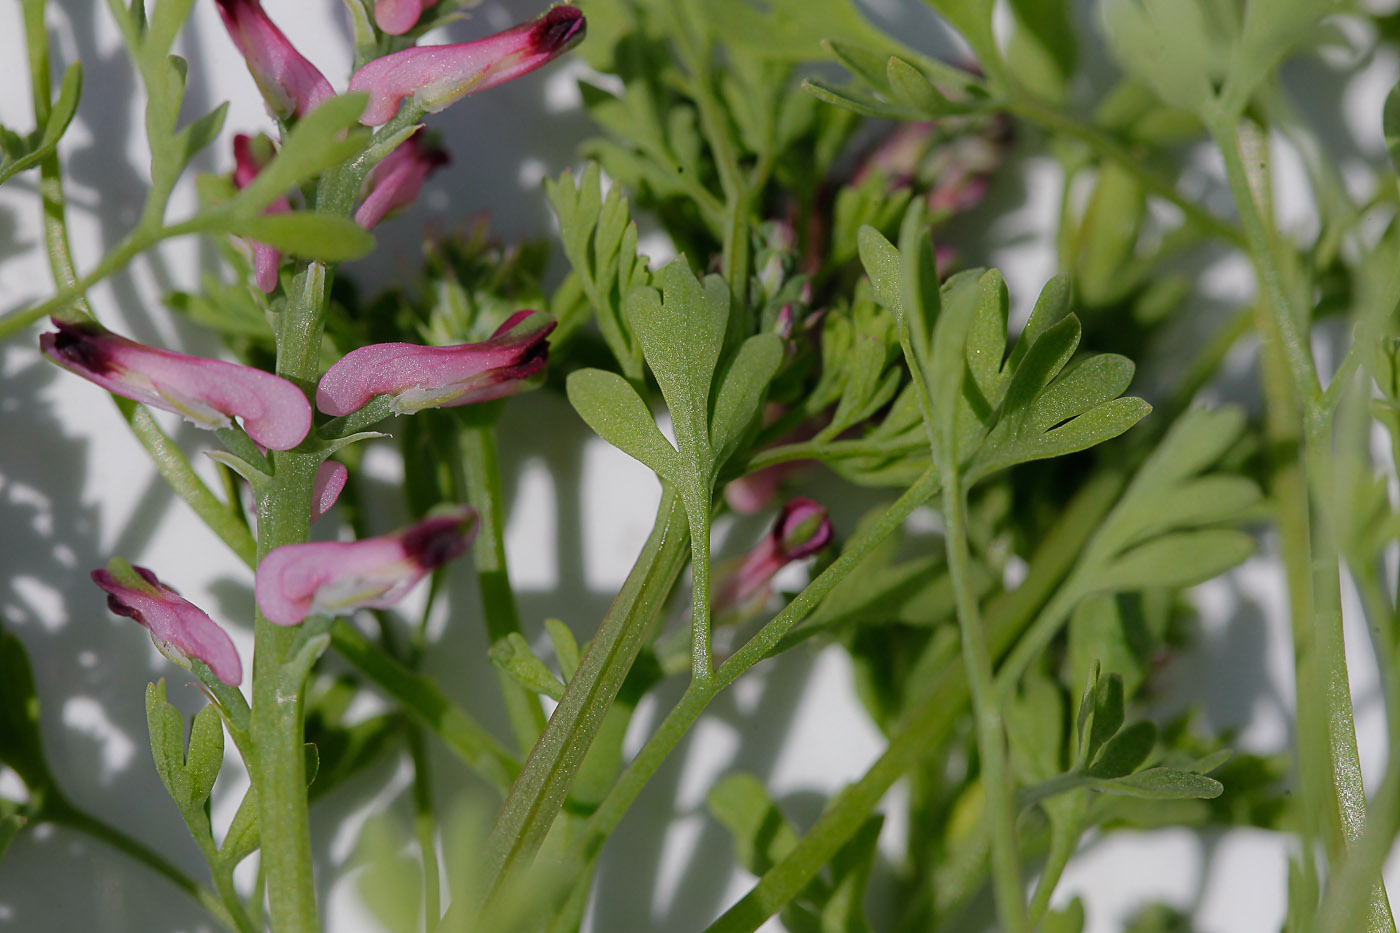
[407,727,442,929]
[251,264,331,933]
[457,420,547,754]
[941,470,1026,932]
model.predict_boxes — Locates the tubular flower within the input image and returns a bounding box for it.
[348,5,586,125]
[92,559,243,686]
[375,0,440,35]
[40,318,312,450]
[232,133,289,292]
[311,461,348,524]
[316,309,554,416]
[354,129,450,229]
[214,0,334,120]
[714,498,833,612]
[255,505,479,625]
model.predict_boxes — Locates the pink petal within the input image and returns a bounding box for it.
[354,130,449,229]
[255,506,478,625]
[92,564,243,686]
[348,6,585,125]
[375,0,425,35]
[315,310,553,416]
[311,461,348,524]
[41,319,312,450]
[215,0,334,120]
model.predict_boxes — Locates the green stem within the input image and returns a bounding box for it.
[705,463,1128,932]
[457,419,547,754]
[330,621,518,792]
[251,264,331,933]
[941,469,1026,932]
[1212,118,1391,929]
[689,495,715,680]
[554,470,939,906]
[454,487,691,924]
[1007,96,1245,248]
[407,727,442,929]
[44,802,234,928]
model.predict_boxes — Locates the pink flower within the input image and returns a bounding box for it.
[348,6,586,125]
[232,134,290,292]
[714,498,833,611]
[214,0,334,120]
[92,560,243,686]
[255,506,479,625]
[354,129,450,229]
[311,461,348,524]
[316,309,554,416]
[375,0,440,35]
[41,318,312,450]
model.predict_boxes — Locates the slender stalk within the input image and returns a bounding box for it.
[550,471,939,912]
[941,469,1026,932]
[1007,96,1245,248]
[407,727,442,929]
[689,496,715,680]
[42,802,206,906]
[455,488,690,924]
[457,419,547,754]
[1211,117,1392,929]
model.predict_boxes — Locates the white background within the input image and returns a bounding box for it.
[0,1,1396,930]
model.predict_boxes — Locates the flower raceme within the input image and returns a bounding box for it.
[354,129,449,230]
[92,559,243,686]
[214,0,334,121]
[40,318,312,450]
[255,506,479,626]
[714,498,834,612]
[349,6,587,125]
[316,309,554,416]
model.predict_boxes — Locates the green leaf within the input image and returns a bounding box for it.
[1086,673,1125,764]
[228,213,375,262]
[710,334,784,471]
[1384,80,1400,174]
[489,633,567,701]
[545,164,649,378]
[1006,671,1065,783]
[707,773,802,877]
[1007,0,1078,80]
[626,260,730,472]
[566,368,681,483]
[0,631,54,792]
[1074,162,1145,307]
[145,0,196,57]
[230,94,370,215]
[1006,274,1072,371]
[857,225,903,315]
[219,788,259,866]
[1091,767,1224,800]
[802,77,921,121]
[145,680,189,806]
[0,62,82,187]
[823,40,892,92]
[0,806,23,865]
[1101,0,1217,115]
[1091,529,1255,593]
[885,57,954,114]
[1087,720,1157,778]
[184,703,224,808]
[545,619,581,682]
[1045,898,1087,933]
[698,0,909,61]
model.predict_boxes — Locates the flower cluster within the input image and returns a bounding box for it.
[45,2,583,688]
